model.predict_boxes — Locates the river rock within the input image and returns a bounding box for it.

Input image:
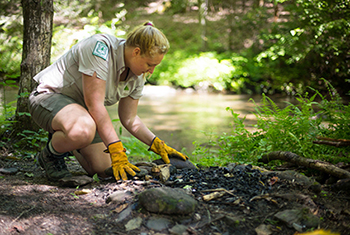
[59,175,93,187]
[169,224,189,235]
[255,224,273,235]
[106,191,132,204]
[125,217,143,231]
[146,217,172,231]
[115,205,133,223]
[0,167,19,175]
[138,187,197,215]
[274,208,320,229]
[151,164,176,182]
[153,157,197,169]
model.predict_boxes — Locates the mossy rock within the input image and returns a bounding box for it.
[138,187,197,215]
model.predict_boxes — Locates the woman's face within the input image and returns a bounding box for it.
[130,47,164,76]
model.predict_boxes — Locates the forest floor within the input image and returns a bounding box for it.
[0,154,349,235]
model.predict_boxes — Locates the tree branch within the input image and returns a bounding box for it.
[261,151,350,179]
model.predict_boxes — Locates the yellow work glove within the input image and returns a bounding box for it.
[104,141,140,181]
[299,229,340,235]
[149,137,189,164]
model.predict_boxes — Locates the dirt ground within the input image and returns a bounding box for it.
[0,155,349,235]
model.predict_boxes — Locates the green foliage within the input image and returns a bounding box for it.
[93,173,100,182]
[152,51,238,91]
[313,83,350,140]
[121,135,158,162]
[252,93,323,159]
[0,80,48,155]
[14,129,48,154]
[254,0,350,93]
[0,80,18,148]
[192,109,258,166]
[51,4,128,62]
[192,85,350,167]
[1,0,349,94]
[0,17,22,78]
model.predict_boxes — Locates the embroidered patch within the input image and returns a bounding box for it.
[124,86,129,91]
[92,41,109,60]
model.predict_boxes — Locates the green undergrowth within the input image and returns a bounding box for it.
[120,136,158,163]
[191,83,350,167]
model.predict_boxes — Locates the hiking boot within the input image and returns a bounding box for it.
[37,146,72,181]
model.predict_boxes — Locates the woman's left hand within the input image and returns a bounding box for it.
[149,137,189,164]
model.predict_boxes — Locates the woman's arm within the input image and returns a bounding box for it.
[82,72,119,146]
[119,96,189,164]
[118,96,155,146]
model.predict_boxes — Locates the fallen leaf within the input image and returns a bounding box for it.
[269,176,279,186]
[113,203,129,213]
[74,189,92,195]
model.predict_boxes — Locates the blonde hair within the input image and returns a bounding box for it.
[126,21,170,57]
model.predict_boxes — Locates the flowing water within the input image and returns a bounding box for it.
[1,85,293,154]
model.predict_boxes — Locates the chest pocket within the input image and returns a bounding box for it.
[117,81,134,98]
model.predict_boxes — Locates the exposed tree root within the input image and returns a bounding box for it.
[261,151,350,179]
[313,136,350,147]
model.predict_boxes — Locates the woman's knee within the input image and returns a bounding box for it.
[68,117,96,144]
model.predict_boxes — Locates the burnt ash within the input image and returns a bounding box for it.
[167,164,272,203]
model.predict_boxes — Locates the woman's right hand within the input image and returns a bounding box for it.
[105,141,140,181]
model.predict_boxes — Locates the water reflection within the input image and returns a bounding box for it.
[107,86,264,153]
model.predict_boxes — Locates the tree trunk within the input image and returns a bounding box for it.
[227,0,236,51]
[14,0,53,133]
[273,0,279,22]
[199,0,208,51]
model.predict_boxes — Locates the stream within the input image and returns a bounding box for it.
[1,85,294,154]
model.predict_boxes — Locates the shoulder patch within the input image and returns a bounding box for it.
[92,41,109,60]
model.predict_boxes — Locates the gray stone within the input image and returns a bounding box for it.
[159,165,171,183]
[255,224,273,235]
[169,224,188,235]
[125,217,143,231]
[58,175,93,187]
[106,191,132,204]
[0,168,19,175]
[139,187,197,215]
[332,178,350,191]
[146,217,172,231]
[136,168,149,178]
[153,157,197,169]
[274,208,320,229]
[115,205,132,222]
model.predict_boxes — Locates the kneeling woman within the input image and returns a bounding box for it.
[29,22,188,181]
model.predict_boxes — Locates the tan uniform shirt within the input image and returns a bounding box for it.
[34,34,145,107]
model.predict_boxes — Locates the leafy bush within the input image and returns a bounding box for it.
[0,15,22,78]
[192,84,350,167]
[254,0,350,94]
[152,51,238,91]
